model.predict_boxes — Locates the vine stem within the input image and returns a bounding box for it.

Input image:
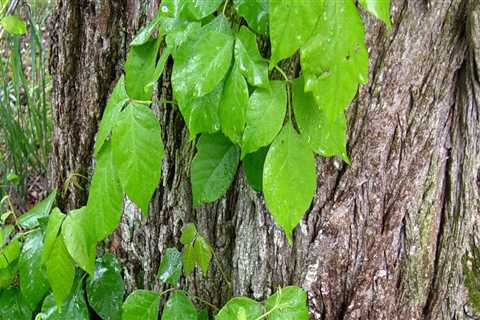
[274,65,290,83]
[254,305,279,320]
[187,293,219,311]
[157,99,177,106]
[222,0,229,15]
[159,287,176,296]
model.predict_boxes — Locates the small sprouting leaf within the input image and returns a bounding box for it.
[268,0,322,67]
[122,290,161,320]
[182,243,195,276]
[242,81,286,158]
[219,64,249,145]
[45,236,75,308]
[180,223,197,245]
[0,288,32,320]
[94,76,129,156]
[131,14,163,46]
[234,0,268,35]
[265,286,308,320]
[191,133,240,207]
[358,0,392,28]
[19,230,49,310]
[161,290,197,320]
[234,26,269,88]
[0,239,20,268]
[216,297,264,320]
[157,247,182,285]
[18,188,57,228]
[42,208,65,264]
[86,141,124,241]
[1,15,27,35]
[193,236,212,274]
[183,0,223,20]
[111,103,164,215]
[86,254,125,320]
[263,122,316,242]
[39,280,90,320]
[243,146,268,192]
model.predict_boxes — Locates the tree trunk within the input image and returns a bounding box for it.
[48,0,480,319]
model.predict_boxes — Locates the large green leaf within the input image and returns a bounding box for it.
[42,207,65,264]
[191,133,240,207]
[263,122,316,242]
[265,286,308,320]
[61,207,96,275]
[122,290,161,320]
[39,280,90,320]
[242,81,286,158]
[243,146,268,192]
[86,141,124,241]
[268,0,322,67]
[219,64,249,145]
[358,0,392,28]
[1,15,27,35]
[86,254,125,320]
[184,0,223,20]
[193,236,212,274]
[111,103,164,215]
[18,188,57,228]
[45,236,75,307]
[0,239,20,268]
[161,290,197,320]
[234,26,269,88]
[157,248,183,285]
[234,0,268,35]
[19,230,49,310]
[94,76,129,156]
[165,21,202,57]
[0,288,32,320]
[216,297,264,320]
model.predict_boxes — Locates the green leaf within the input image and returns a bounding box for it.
[0,262,17,288]
[263,122,316,242]
[193,236,212,274]
[0,225,13,248]
[0,239,20,268]
[18,189,57,228]
[61,207,96,275]
[191,133,240,207]
[202,14,232,35]
[243,146,268,192]
[219,64,249,145]
[268,0,322,67]
[19,230,49,310]
[45,236,75,307]
[145,46,173,92]
[358,0,392,28]
[112,103,164,215]
[1,15,27,35]
[198,309,209,320]
[234,0,268,35]
[180,223,197,245]
[94,76,129,156]
[216,297,264,320]
[183,0,223,20]
[86,141,124,241]
[131,14,163,46]
[165,21,201,57]
[182,243,195,276]
[124,39,160,100]
[161,290,197,320]
[234,26,269,88]
[157,247,182,285]
[39,280,90,320]
[42,208,65,264]
[242,81,286,158]
[265,286,308,320]
[122,290,161,320]
[86,254,125,320]
[0,288,32,320]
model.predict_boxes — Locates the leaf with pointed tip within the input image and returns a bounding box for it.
[145,46,173,92]
[131,14,163,46]
[157,248,183,285]
[191,133,240,207]
[263,122,316,242]
[183,0,223,20]
[358,0,392,28]
[180,223,197,245]
[243,146,268,192]
[112,103,164,215]
[18,188,57,228]
[182,244,195,276]
[193,236,212,274]
[161,290,197,320]
[165,21,202,57]
[122,290,161,320]
[234,26,268,88]
[0,288,32,320]
[42,208,65,264]
[265,286,308,320]
[0,239,20,268]
[216,297,264,320]
[242,81,286,158]
[234,0,268,35]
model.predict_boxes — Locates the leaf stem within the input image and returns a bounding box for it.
[159,287,176,296]
[274,65,290,83]
[254,305,279,320]
[187,293,219,311]
[222,0,229,15]
[157,99,177,106]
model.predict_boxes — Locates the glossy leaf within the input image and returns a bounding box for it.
[234,26,269,88]
[180,223,197,245]
[0,239,20,268]
[193,236,212,274]
[42,207,65,264]
[39,281,90,320]
[263,122,316,242]
[191,133,240,207]
[161,290,197,320]
[157,247,182,285]
[184,0,223,20]
[122,290,161,320]
[242,81,286,158]
[216,297,264,320]
[87,254,125,320]
[18,188,57,228]
[112,103,164,215]
[182,243,195,276]
[359,0,392,28]
[145,46,173,92]
[265,286,308,320]
[268,0,322,67]
[0,261,17,288]
[0,288,32,320]
[86,141,124,240]
[243,146,268,192]
[1,15,27,35]
[165,21,201,57]
[131,14,163,46]
[19,230,49,310]
[234,0,268,35]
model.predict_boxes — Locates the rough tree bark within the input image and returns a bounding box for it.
[48,0,480,319]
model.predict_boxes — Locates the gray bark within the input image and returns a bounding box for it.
[49,0,480,319]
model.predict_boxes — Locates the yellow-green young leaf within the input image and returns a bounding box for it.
[216,297,264,320]
[46,236,75,308]
[111,103,164,215]
[1,15,27,35]
[183,0,223,20]
[0,239,20,268]
[219,64,249,145]
[358,0,392,28]
[234,0,269,35]
[193,236,212,274]
[180,223,197,245]
[182,243,195,276]
[234,26,269,88]
[263,122,316,242]
[242,80,286,158]
[0,288,32,320]
[265,286,308,320]
[61,207,96,275]
[161,290,197,320]
[122,290,161,320]
[243,146,268,192]
[191,133,240,207]
[157,248,182,285]
[18,188,57,228]
[86,141,124,241]
[268,0,322,67]
[94,76,129,156]
[42,208,65,264]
